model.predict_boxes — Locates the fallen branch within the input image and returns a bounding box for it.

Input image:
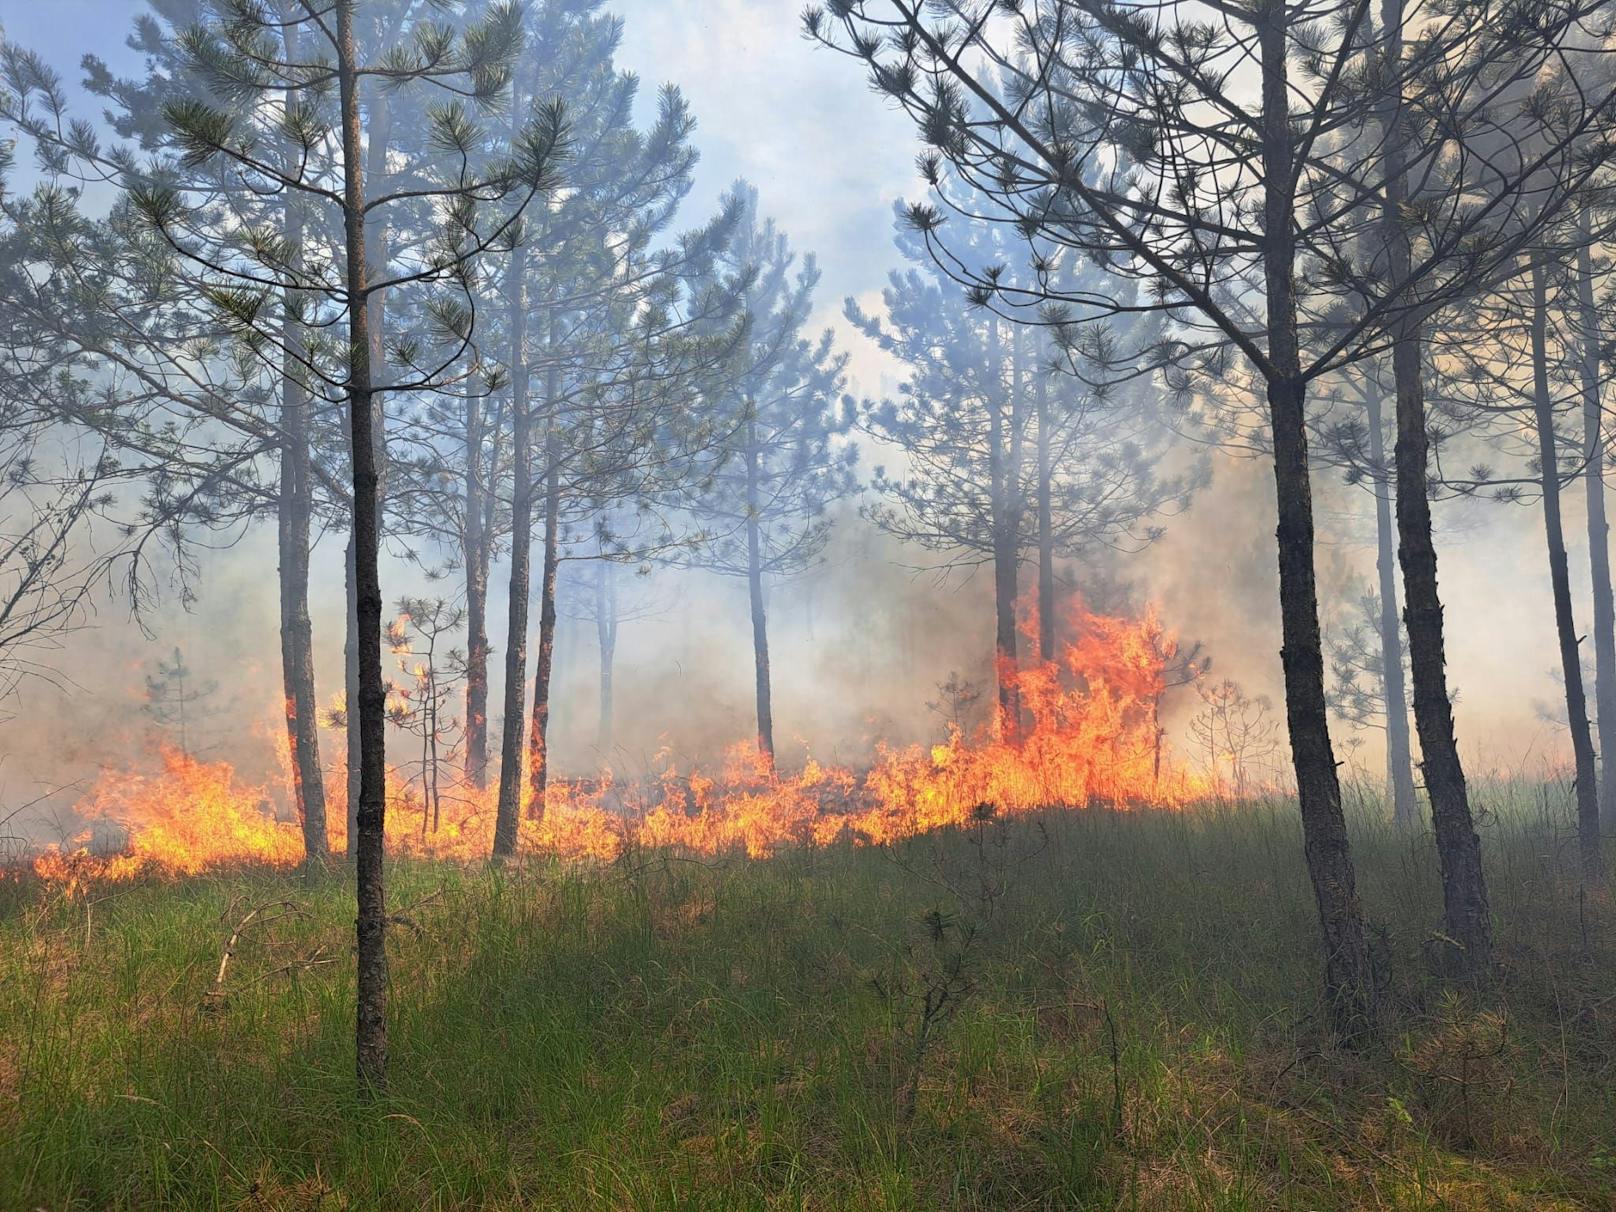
[205,899,302,1006]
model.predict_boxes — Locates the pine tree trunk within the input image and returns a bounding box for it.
[492,249,532,860]
[1035,356,1055,664]
[1379,0,1492,974]
[1575,210,1616,836]
[526,415,561,812]
[278,437,327,864]
[745,416,775,765]
[1268,375,1373,1026]
[340,86,390,859]
[469,395,506,789]
[363,82,390,401]
[992,532,1020,733]
[987,317,1020,737]
[1364,389,1417,826]
[337,0,387,1093]
[1259,6,1371,1033]
[1531,254,1605,886]
[462,386,490,788]
[596,559,616,753]
[278,319,327,865]
[274,35,326,867]
[344,534,360,857]
[1391,338,1493,971]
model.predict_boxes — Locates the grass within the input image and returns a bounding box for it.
[3,786,1615,1210]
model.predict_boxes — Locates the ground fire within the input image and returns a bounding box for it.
[27,599,1215,886]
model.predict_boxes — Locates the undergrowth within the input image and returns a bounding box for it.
[2,787,1613,1210]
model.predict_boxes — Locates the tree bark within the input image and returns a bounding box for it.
[278,426,327,866]
[991,535,1019,735]
[337,0,387,1093]
[1259,6,1372,1033]
[1575,208,1616,836]
[468,393,506,788]
[344,534,360,856]
[1379,0,1492,974]
[492,245,532,859]
[987,317,1020,737]
[745,414,775,765]
[275,18,326,867]
[462,384,490,787]
[526,406,562,812]
[278,420,327,865]
[343,64,392,861]
[1531,253,1605,886]
[1268,376,1373,1027]
[1363,389,1417,826]
[596,558,617,752]
[1035,351,1055,664]
[277,275,327,864]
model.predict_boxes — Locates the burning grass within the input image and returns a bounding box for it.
[24,600,1223,886]
[3,793,1614,1211]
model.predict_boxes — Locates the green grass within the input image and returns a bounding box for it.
[4,788,1615,1210]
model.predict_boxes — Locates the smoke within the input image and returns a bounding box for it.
[4,413,1583,846]
[1139,438,1581,784]
[540,513,1005,775]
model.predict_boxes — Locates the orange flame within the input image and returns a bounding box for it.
[27,598,1218,886]
[29,748,301,893]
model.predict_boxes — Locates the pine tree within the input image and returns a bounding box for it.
[3,30,343,857]
[142,646,217,759]
[683,181,856,766]
[453,8,738,855]
[848,204,1197,735]
[1433,232,1614,887]
[32,0,567,1093]
[1313,368,1419,828]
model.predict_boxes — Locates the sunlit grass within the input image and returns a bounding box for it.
[3,785,1613,1210]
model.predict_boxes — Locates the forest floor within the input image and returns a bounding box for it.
[3,788,1615,1211]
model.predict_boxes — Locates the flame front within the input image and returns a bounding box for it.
[28,599,1222,886]
[29,748,304,893]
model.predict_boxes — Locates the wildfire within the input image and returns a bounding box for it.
[29,748,303,894]
[25,599,1219,887]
